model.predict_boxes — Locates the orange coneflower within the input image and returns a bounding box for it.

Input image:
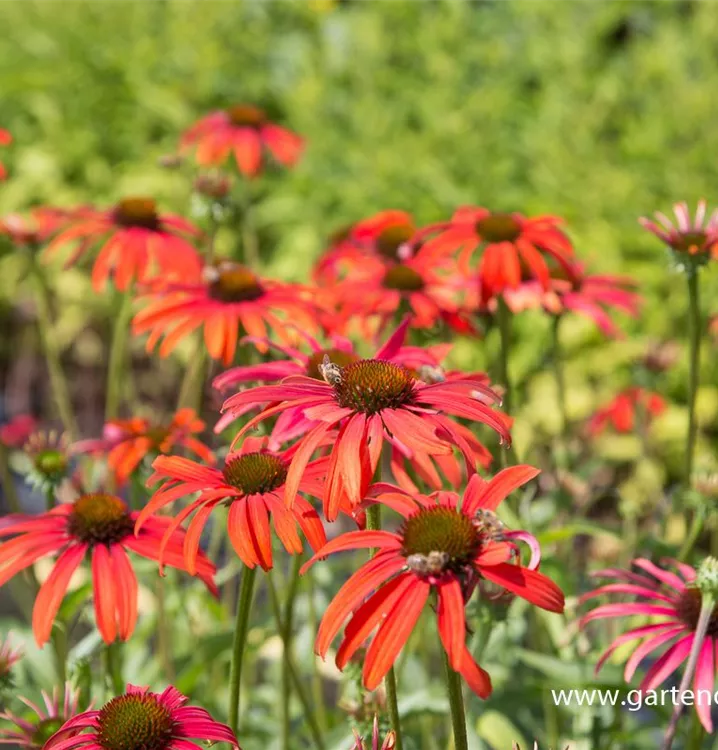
[302,467,564,696]
[72,408,214,486]
[0,208,71,247]
[414,207,575,304]
[0,493,217,646]
[0,130,11,181]
[640,200,718,264]
[221,321,511,521]
[137,437,326,572]
[181,104,303,178]
[133,261,321,365]
[44,198,202,291]
[588,387,666,436]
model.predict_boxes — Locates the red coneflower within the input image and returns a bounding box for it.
[133,261,320,366]
[221,323,510,521]
[180,104,303,178]
[588,387,666,436]
[73,408,214,486]
[302,467,564,696]
[137,436,326,572]
[0,493,217,646]
[44,198,202,292]
[0,208,70,247]
[640,200,718,264]
[0,130,11,181]
[580,558,716,732]
[0,683,85,749]
[0,415,37,449]
[414,207,575,304]
[44,683,239,750]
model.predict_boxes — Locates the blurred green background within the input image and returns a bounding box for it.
[0,0,717,474]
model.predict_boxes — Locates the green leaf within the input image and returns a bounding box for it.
[476,710,529,750]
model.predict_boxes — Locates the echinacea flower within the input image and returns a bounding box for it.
[23,430,72,495]
[0,415,37,449]
[0,130,10,181]
[588,387,666,436]
[0,634,22,692]
[580,558,718,731]
[0,208,70,247]
[0,493,217,646]
[0,682,85,748]
[133,261,321,365]
[44,683,239,750]
[222,322,511,521]
[180,104,303,178]
[414,207,575,304]
[352,717,395,750]
[137,436,327,572]
[640,200,718,265]
[72,408,214,486]
[302,467,564,696]
[44,198,202,291]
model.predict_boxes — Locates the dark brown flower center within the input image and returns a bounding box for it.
[306,348,360,380]
[401,506,480,574]
[67,494,134,546]
[96,693,174,750]
[671,231,708,253]
[113,198,160,230]
[31,717,66,747]
[333,360,416,415]
[676,587,718,637]
[376,223,415,260]
[223,452,287,495]
[34,449,68,480]
[226,105,265,128]
[476,213,521,243]
[205,263,265,303]
[382,265,425,292]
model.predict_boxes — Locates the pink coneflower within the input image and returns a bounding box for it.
[0,415,37,449]
[588,387,666,436]
[640,200,718,263]
[0,683,85,748]
[72,408,214,486]
[133,261,321,365]
[181,104,303,178]
[44,198,202,292]
[580,558,717,731]
[221,322,510,521]
[44,683,239,750]
[303,468,564,696]
[137,436,327,572]
[0,493,217,646]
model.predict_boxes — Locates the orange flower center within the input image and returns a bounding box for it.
[113,198,160,230]
[382,265,425,292]
[306,349,359,380]
[671,230,708,254]
[676,587,718,636]
[68,493,134,546]
[476,213,521,243]
[401,506,480,575]
[226,105,265,128]
[96,693,174,750]
[205,263,265,303]
[376,223,415,260]
[333,359,416,415]
[223,452,287,495]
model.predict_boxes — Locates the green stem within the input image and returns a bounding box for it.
[306,569,328,733]
[660,593,714,750]
[105,292,134,421]
[228,565,258,734]
[176,342,207,412]
[51,624,68,685]
[30,260,78,439]
[443,650,468,750]
[496,296,513,416]
[0,445,21,514]
[239,182,260,268]
[678,507,705,563]
[685,268,701,487]
[266,569,326,750]
[552,315,568,440]
[104,641,124,696]
[279,556,303,750]
[156,576,175,682]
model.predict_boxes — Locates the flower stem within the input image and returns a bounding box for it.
[0,444,21,514]
[496,296,513,416]
[685,268,701,486]
[156,576,175,682]
[279,555,303,750]
[228,565,257,734]
[443,649,468,750]
[104,641,124,697]
[660,592,714,750]
[266,568,326,750]
[30,261,78,439]
[176,343,207,412]
[239,181,260,269]
[551,315,568,440]
[306,569,328,733]
[105,291,134,421]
